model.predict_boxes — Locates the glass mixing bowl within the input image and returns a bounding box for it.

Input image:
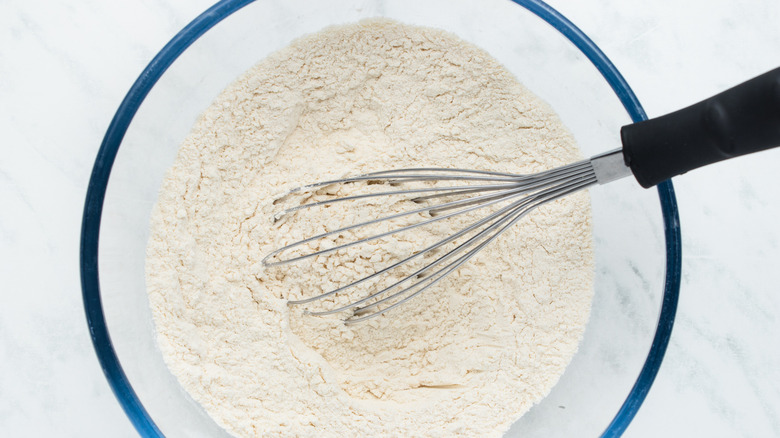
[80,0,681,436]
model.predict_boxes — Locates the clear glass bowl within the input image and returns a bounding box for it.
[80,0,681,436]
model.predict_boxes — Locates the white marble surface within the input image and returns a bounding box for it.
[1,0,779,436]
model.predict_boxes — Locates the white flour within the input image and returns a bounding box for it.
[146,19,594,437]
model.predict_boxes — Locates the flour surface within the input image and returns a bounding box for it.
[146,19,594,437]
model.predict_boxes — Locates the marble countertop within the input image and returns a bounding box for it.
[2,0,779,436]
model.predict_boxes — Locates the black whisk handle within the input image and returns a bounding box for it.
[620,66,780,188]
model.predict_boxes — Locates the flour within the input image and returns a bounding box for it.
[146,19,594,437]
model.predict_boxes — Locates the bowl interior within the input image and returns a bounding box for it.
[95,1,669,436]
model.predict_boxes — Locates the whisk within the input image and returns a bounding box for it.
[263,67,780,324]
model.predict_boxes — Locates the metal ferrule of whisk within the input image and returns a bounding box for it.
[262,149,631,324]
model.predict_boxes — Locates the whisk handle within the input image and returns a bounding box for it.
[620,67,780,188]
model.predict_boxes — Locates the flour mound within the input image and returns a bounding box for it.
[146,19,594,438]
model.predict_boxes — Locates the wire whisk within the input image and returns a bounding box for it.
[263,157,607,324]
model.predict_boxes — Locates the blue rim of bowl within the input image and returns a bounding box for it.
[80,0,682,436]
